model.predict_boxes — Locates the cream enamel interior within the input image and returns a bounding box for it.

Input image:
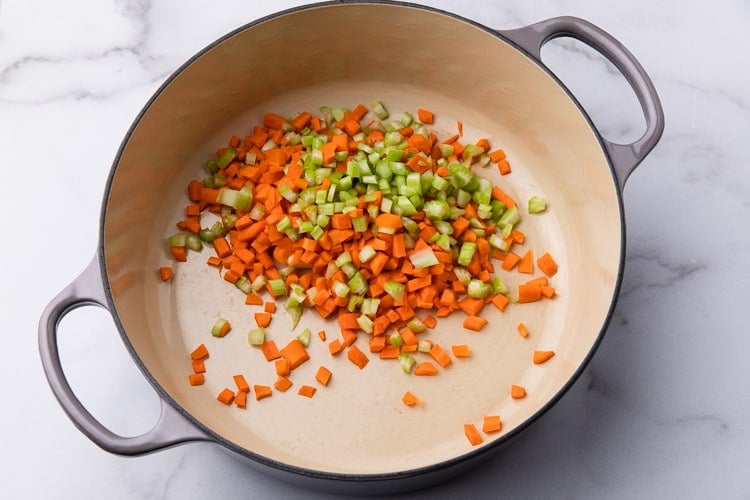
[102,3,621,475]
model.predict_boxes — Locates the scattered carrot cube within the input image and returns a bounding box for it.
[235,390,247,408]
[533,350,555,364]
[402,391,421,407]
[315,366,333,386]
[159,267,173,281]
[188,373,204,386]
[298,385,317,398]
[233,374,250,393]
[217,388,235,405]
[451,344,471,358]
[517,322,529,338]
[254,385,272,401]
[511,385,526,399]
[464,423,483,446]
[274,376,293,392]
[190,344,209,361]
[347,345,369,369]
[463,316,488,332]
[482,415,502,433]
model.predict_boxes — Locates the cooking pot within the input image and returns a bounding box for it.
[39,1,664,494]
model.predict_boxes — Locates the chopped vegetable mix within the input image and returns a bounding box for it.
[172,102,562,450]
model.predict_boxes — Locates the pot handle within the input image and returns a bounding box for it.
[38,253,211,455]
[499,16,665,189]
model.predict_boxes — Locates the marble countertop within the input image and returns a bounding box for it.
[3,0,749,498]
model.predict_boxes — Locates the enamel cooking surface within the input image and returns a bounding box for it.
[102,3,620,474]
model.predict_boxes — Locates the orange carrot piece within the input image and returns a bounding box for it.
[170,246,187,262]
[517,283,542,303]
[298,385,317,398]
[422,314,437,329]
[517,250,534,274]
[414,361,438,376]
[254,385,272,401]
[274,376,293,392]
[234,390,247,408]
[254,312,272,328]
[233,374,250,393]
[537,252,559,277]
[541,285,556,298]
[217,388,235,405]
[369,335,386,353]
[451,344,471,358]
[402,391,421,407]
[347,345,369,369]
[463,316,488,332]
[245,293,264,306]
[533,350,555,364]
[458,296,484,316]
[464,423,483,446]
[191,359,206,373]
[280,339,310,369]
[482,415,502,433]
[379,345,400,359]
[275,358,291,376]
[491,294,510,312]
[417,108,434,124]
[429,344,452,367]
[264,301,277,314]
[159,266,173,281]
[190,343,209,361]
[260,340,281,361]
[517,322,529,338]
[188,373,204,386]
[501,252,521,271]
[511,385,526,399]
[213,237,232,258]
[315,366,333,386]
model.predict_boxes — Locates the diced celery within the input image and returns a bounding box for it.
[297,328,312,347]
[398,353,416,374]
[211,318,230,337]
[528,195,547,213]
[247,327,266,346]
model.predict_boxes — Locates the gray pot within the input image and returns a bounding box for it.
[39,1,663,495]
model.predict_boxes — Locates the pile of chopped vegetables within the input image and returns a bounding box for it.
[162,101,560,448]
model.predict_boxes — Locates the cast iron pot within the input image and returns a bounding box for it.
[39,1,664,495]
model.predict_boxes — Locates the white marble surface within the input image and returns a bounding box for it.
[2,0,749,498]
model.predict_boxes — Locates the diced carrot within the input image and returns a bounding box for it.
[190,344,209,361]
[188,373,204,386]
[347,345,369,369]
[159,266,173,281]
[298,385,317,398]
[482,415,502,433]
[464,423,482,446]
[379,345,400,359]
[501,252,521,271]
[217,388,235,405]
[402,391,421,407]
[233,374,250,393]
[463,316,488,332]
[264,301,277,313]
[254,312,272,328]
[328,338,344,355]
[451,344,471,358]
[429,344,452,367]
[234,390,247,408]
[274,376,293,392]
[245,293,263,306]
[254,385,272,401]
[170,246,187,262]
[533,350,555,364]
[275,358,291,376]
[491,294,510,312]
[191,359,206,373]
[457,296,484,316]
[280,339,310,369]
[417,108,434,124]
[414,361,438,376]
[517,250,534,274]
[511,385,526,399]
[517,283,542,303]
[537,252,559,277]
[315,366,333,386]
[541,285,556,298]
[517,322,529,338]
[260,340,281,361]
